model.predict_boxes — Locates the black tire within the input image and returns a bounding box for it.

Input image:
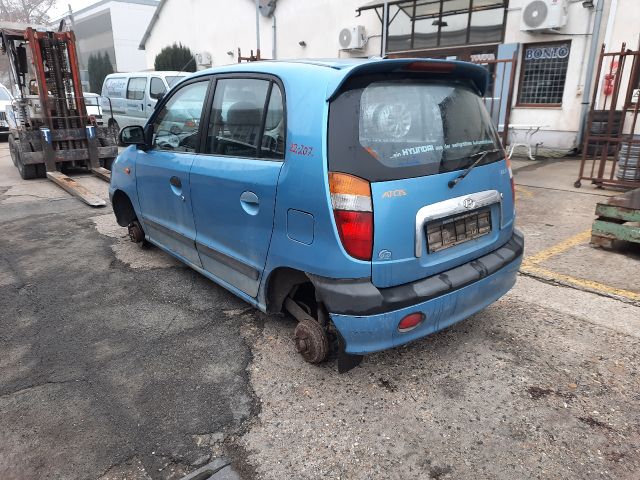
[17,158,38,180]
[109,119,122,146]
[8,134,18,167]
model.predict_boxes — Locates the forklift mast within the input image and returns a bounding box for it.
[1,27,118,207]
[27,28,88,131]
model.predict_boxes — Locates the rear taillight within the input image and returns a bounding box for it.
[329,172,373,261]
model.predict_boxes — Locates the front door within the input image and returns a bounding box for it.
[136,79,211,267]
[190,77,285,297]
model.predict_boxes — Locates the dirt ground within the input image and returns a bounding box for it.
[1,144,639,480]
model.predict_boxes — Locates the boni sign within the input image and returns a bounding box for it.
[525,44,570,61]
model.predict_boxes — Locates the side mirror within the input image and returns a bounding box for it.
[120,125,146,147]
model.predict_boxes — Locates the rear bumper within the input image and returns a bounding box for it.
[312,230,523,355]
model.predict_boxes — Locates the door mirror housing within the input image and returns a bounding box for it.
[120,125,146,147]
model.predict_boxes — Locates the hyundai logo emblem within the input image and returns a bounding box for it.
[462,198,476,209]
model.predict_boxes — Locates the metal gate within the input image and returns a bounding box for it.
[576,43,640,189]
[470,52,518,148]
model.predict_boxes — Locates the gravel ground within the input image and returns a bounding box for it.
[1,144,639,479]
[241,281,640,480]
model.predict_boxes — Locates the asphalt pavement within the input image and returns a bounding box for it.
[0,144,638,480]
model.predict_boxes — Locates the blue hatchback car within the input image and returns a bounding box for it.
[110,58,523,372]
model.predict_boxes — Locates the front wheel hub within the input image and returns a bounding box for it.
[128,221,145,243]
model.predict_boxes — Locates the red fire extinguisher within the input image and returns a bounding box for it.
[603,61,618,96]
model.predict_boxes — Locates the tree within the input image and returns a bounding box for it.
[87,51,114,93]
[154,43,196,72]
[0,0,58,24]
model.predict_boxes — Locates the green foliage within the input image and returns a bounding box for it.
[154,43,196,72]
[87,51,114,93]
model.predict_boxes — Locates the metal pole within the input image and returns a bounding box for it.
[67,4,85,71]
[381,1,389,57]
[272,15,276,60]
[255,0,261,52]
[576,0,604,149]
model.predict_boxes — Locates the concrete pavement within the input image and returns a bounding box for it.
[0,145,638,480]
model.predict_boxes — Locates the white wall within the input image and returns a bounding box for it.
[110,1,158,71]
[143,0,639,149]
[503,0,611,150]
[143,0,382,69]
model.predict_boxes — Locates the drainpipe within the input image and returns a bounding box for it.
[272,15,276,59]
[576,0,605,149]
[255,0,261,53]
[381,0,389,57]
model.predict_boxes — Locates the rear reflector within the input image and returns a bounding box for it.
[329,172,373,261]
[398,312,425,332]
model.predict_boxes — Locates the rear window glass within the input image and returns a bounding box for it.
[328,78,502,182]
[0,88,11,101]
[166,76,182,87]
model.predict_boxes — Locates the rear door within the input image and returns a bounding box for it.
[136,78,211,266]
[190,76,286,297]
[126,77,147,126]
[328,78,515,288]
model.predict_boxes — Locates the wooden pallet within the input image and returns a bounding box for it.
[591,188,640,248]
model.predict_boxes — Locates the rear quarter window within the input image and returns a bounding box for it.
[329,77,501,182]
[103,77,126,98]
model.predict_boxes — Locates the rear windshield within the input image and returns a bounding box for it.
[0,88,11,101]
[328,78,502,182]
[166,76,182,87]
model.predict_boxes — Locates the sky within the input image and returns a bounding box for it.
[48,0,103,21]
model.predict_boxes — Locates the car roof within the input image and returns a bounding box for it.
[190,58,490,99]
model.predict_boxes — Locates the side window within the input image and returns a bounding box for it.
[206,78,270,158]
[126,77,146,100]
[260,85,285,160]
[152,81,209,152]
[150,77,166,100]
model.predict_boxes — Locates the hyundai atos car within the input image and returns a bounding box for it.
[109,58,524,372]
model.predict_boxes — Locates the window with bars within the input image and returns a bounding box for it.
[518,42,571,105]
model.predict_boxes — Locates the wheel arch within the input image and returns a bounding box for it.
[264,266,313,314]
[111,189,137,227]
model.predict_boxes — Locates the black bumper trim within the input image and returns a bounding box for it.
[309,230,524,316]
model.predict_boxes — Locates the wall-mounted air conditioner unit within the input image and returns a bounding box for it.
[520,0,568,32]
[338,26,366,50]
[195,51,212,67]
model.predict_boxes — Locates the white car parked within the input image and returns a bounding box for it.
[0,84,13,139]
[101,71,187,132]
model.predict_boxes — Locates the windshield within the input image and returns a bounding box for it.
[0,87,12,101]
[328,78,502,182]
[166,76,183,88]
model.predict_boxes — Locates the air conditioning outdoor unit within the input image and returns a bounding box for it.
[338,26,366,50]
[520,0,568,32]
[195,51,212,67]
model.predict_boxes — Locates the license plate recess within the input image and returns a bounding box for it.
[425,207,491,253]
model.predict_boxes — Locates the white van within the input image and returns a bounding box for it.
[101,71,187,131]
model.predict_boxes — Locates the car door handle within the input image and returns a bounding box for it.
[170,176,182,188]
[240,191,260,215]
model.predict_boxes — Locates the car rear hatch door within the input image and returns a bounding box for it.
[327,60,515,288]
